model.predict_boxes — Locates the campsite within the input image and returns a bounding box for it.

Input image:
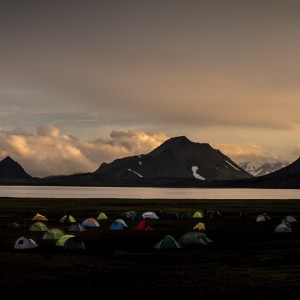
[1,197,300,299]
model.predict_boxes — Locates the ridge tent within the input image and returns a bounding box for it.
[142,211,159,219]
[178,231,213,245]
[134,219,154,231]
[60,214,77,224]
[64,237,86,251]
[29,221,49,232]
[193,222,205,231]
[96,212,108,220]
[67,222,87,232]
[42,228,65,240]
[82,218,100,228]
[32,213,48,221]
[14,237,38,249]
[56,234,75,247]
[153,234,182,249]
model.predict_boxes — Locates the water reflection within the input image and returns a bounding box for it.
[0,185,300,199]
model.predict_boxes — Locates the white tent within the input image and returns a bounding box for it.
[142,211,159,219]
[14,237,38,249]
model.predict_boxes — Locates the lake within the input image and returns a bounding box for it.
[0,185,300,199]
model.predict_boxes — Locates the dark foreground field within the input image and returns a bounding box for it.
[1,197,300,299]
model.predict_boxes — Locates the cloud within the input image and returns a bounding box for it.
[0,125,169,177]
[213,143,291,166]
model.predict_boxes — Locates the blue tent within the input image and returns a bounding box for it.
[109,220,125,230]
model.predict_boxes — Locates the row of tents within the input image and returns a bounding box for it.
[14,230,213,251]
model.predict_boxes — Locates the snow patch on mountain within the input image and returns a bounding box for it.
[128,169,143,177]
[191,166,206,180]
[225,160,240,171]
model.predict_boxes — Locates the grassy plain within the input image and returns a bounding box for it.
[1,197,300,299]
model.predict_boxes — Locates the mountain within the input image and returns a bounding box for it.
[94,136,252,182]
[225,156,300,188]
[0,156,32,179]
[239,161,290,176]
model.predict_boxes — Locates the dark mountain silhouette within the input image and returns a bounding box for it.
[0,156,32,179]
[95,136,252,181]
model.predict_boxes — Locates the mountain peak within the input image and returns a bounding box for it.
[0,156,32,179]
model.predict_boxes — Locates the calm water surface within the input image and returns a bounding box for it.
[0,185,300,199]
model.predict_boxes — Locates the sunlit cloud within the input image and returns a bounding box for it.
[0,125,169,177]
[212,143,292,166]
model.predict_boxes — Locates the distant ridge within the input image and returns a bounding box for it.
[0,156,32,179]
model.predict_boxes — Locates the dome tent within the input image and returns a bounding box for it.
[42,228,65,240]
[64,236,86,251]
[29,221,49,232]
[153,235,182,249]
[56,234,75,247]
[82,218,100,228]
[14,236,38,249]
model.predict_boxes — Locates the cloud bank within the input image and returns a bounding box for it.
[0,125,168,177]
[0,124,297,177]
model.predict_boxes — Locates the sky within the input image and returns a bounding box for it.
[1,0,300,177]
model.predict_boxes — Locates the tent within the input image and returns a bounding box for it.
[134,219,154,231]
[256,213,271,223]
[284,215,298,224]
[82,218,100,228]
[110,220,126,230]
[153,235,182,249]
[29,221,49,232]
[142,211,159,219]
[115,219,128,227]
[274,222,293,233]
[193,222,205,231]
[7,222,22,230]
[14,237,38,249]
[131,212,143,221]
[121,211,135,219]
[56,234,75,247]
[64,237,86,251]
[178,231,213,245]
[60,214,77,224]
[193,211,204,218]
[31,213,48,221]
[42,228,65,240]
[67,222,87,232]
[96,212,108,220]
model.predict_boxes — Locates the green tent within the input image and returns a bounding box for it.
[42,228,65,240]
[29,221,49,232]
[193,211,204,218]
[96,212,108,220]
[153,235,182,249]
[55,234,75,247]
[60,215,77,223]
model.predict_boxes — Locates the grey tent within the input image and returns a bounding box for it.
[178,231,213,245]
[153,235,182,249]
[67,222,87,232]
